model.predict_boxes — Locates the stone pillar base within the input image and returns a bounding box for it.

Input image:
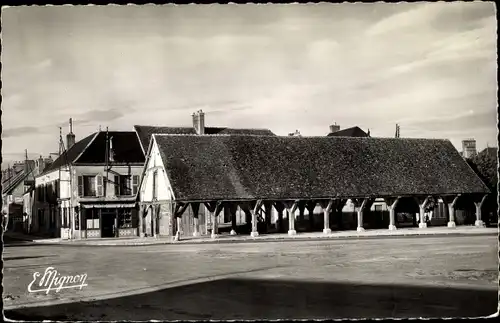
[211,234,218,239]
[323,228,332,234]
[356,227,365,232]
[447,221,456,228]
[139,232,145,238]
[474,220,485,227]
[193,231,200,237]
[288,229,297,236]
[418,222,427,229]
[250,231,259,237]
[388,225,397,231]
[230,229,237,235]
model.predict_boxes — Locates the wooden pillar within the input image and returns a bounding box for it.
[384,197,400,231]
[204,201,223,239]
[319,200,333,234]
[274,202,285,233]
[191,203,201,237]
[228,203,238,235]
[138,204,145,237]
[353,198,370,232]
[284,200,299,235]
[474,195,487,227]
[442,195,459,228]
[415,196,431,229]
[152,204,158,238]
[250,200,262,237]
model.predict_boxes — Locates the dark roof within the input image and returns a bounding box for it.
[2,161,36,194]
[134,125,275,154]
[40,133,97,175]
[478,147,498,158]
[75,131,144,164]
[327,126,369,137]
[153,135,490,202]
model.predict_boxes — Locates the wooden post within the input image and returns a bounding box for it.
[319,200,333,234]
[138,204,144,237]
[284,200,299,235]
[352,198,369,232]
[442,195,460,228]
[274,202,285,233]
[474,195,487,227]
[191,203,201,237]
[152,204,158,238]
[228,203,238,235]
[204,201,222,239]
[384,197,400,231]
[415,196,430,229]
[250,200,263,237]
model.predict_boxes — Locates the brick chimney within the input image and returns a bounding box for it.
[37,155,45,174]
[329,123,340,134]
[66,118,76,149]
[192,110,205,135]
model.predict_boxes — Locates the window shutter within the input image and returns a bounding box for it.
[96,175,104,197]
[132,175,139,195]
[114,175,119,196]
[77,176,83,197]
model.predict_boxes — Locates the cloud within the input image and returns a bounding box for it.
[0,3,497,163]
[2,126,41,138]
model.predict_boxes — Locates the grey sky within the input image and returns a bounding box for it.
[1,2,497,167]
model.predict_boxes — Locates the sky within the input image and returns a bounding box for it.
[1,2,498,168]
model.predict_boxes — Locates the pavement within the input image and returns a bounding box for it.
[5,225,498,246]
[3,235,498,320]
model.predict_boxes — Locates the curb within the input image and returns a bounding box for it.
[29,230,498,247]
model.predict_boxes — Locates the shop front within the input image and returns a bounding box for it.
[80,202,139,239]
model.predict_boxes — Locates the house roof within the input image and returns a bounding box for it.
[153,134,490,202]
[327,126,369,137]
[75,131,144,164]
[134,125,275,154]
[40,133,97,175]
[478,147,498,158]
[2,160,36,195]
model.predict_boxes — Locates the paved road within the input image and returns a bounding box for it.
[3,235,498,320]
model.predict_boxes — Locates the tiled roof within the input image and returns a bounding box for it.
[327,126,369,137]
[75,131,144,164]
[478,147,498,158]
[154,135,490,202]
[134,125,275,154]
[40,133,97,175]
[2,161,36,194]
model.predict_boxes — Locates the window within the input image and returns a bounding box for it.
[114,175,139,196]
[78,175,104,197]
[86,208,100,229]
[118,209,133,229]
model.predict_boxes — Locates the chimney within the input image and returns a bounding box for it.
[66,118,76,149]
[329,123,340,134]
[192,110,205,135]
[38,155,45,174]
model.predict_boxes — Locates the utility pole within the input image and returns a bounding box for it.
[395,124,400,138]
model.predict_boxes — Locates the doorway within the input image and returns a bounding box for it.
[101,210,116,238]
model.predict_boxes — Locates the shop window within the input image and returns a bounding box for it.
[86,208,100,229]
[118,209,133,229]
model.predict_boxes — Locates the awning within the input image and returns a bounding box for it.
[80,203,136,209]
